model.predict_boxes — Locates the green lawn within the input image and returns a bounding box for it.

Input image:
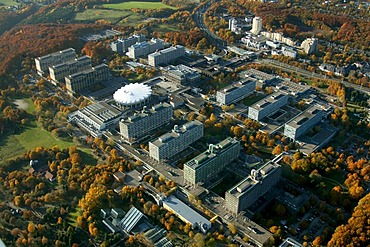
[75,9,130,22]
[103,1,176,10]
[151,24,182,32]
[0,0,18,7]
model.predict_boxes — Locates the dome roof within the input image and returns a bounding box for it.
[113,83,152,105]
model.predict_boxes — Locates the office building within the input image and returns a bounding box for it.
[127,38,165,59]
[248,92,289,121]
[301,38,318,54]
[119,102,173,141]
[65,64,110,94]
[110,34,146,53]
[162,64,200,84]
[284,104,324,140]
[49,56,92,84]
[162,195,211,233]
[216,79,256,105]
[149,120,203,161]
[282,46,297,59]
[225,161,282,215]
[251,17,262,35]
[184,137,240,186]
[68,101,123,137]
[148,45,185,67]
[35,48,76,75]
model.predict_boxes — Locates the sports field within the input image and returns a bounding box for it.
[75,9,131,22]
[103,1,176,10]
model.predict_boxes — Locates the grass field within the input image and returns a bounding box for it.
[75,9,130,22]
[103,1,176,10]
[0,0,18,7]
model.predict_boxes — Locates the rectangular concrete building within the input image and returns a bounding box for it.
[162,64,200,85]
[162,195,211,233]
[216,79,256,105]
[284,104,324,140]
[35,48,76,75]
[149,120,203,161]
[111,34,146,53]
[184,137,240,186]
[148,45,185,67]
[225,161,282,215]
[49,56,92,84]
[248,92,289,121]
[119,102,173,142]
[127,38,165,59]
[65,64,110,94]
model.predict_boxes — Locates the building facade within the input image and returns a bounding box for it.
[149,120,203,161]
[119,102,173,141]
[301,38,318,55]
[65,64,110,94]
[110,34,146,53]
[49,56,92,84]
[225,161,282,215]
[216,79,256,105]
[184,137,240,186]
[162,64,200,84]
[127,38,165,59]
[282,46,297,59]
[248,92,289,121]
[284,104,324,140]
[148,45,185,67]
[251,17,262,35]
[35,48,76,75]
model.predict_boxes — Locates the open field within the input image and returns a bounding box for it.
[13,97,36,114]
[75,9,130,22]
[103,1,176,10]
[0,0,18,7]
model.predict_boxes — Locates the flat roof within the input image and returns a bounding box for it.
[251,92,288,110]
[37,48,75,60]
[279,237,303,247]
[119,206,146,233]
[79,101,122,125]
[185,137,239,169]
[218,79,256,94]
[123,102,171,123]
[162,195,211,227]
[286,104,323,129]
[150,120,202,147]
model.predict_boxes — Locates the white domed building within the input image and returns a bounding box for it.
[113,83,152,108]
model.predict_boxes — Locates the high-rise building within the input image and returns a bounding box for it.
[65,64,110,94]
[119,102,173,142]
[284,104,324,140]
[248,92,289,121]
[225,161,282,215]
[216,79,256,105]
[127,38,165,59]
[49,56,92,84]
[184,137,240,186]
[301,38,318,55]
[148,45,185,67]
[149,120,203,161]
[35,48,76,75]
[251,17,262,35]
[110,34,146,53]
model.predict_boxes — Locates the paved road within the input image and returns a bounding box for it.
[259,59,370,95]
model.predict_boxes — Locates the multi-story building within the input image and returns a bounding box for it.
[284,104,324,140]
[49,56,92,84]
[149,120,203,161]
[225,161,282,215]
[216,79,256,105]
[282,46,297,59]
[110,34,146,53]
[184,137,240,186]
[148,45,185,67]
[251,17,262,35]
[301,38,318,55]
[35,48,76,75]
[127,38,165,59]
[65,64,110,94]
[68,101,123,137]
[248,92,289,121]
[162,64,200,84]
[119,102,173,141]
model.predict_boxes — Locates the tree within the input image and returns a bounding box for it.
[194,233,205,247]
[272,144,283,155]
[228,223,237,235]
